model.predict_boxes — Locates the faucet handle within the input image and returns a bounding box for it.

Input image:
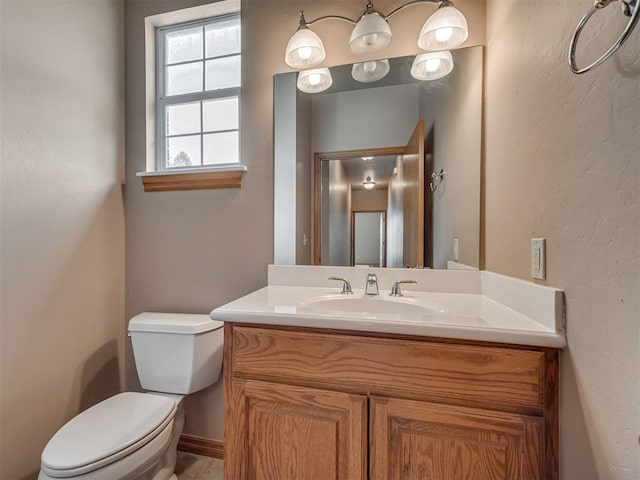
[328,277,353,294]
[389,279,418,297]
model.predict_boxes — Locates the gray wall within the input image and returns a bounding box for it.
[322,161,351,266]
[295,90,312,264]
[420,47,482,269]
[312,83,420,152]
[0,1,125,477]
[124,0,273,440]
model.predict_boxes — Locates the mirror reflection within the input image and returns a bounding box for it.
[274,46,483,269]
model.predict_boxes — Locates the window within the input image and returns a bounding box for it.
[156,14,240,171]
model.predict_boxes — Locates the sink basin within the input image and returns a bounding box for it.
[300,295,446,316]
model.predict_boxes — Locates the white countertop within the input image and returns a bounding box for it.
[211,266,567,349]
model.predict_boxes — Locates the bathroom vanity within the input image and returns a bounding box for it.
[212,266,565,480]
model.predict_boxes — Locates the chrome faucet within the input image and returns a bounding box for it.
[365,273,379,295]
[328,277,353,294]
[389,280,417,297]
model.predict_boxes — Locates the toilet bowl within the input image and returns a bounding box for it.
[38,313,223,480]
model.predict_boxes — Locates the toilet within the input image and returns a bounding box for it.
[38,313,224,480]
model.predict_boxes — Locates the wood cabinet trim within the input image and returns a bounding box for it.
[231,326,546,414]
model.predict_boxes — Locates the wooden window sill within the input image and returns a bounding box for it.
[137,165,247,192]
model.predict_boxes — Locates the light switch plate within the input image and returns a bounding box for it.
[531,238,546,280]
[453,238,459,261]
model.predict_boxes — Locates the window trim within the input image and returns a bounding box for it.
[156,14,241,172]
[141,0,245,191]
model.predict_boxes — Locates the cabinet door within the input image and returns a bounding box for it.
[370,397,543,480]
[225,379,367,480]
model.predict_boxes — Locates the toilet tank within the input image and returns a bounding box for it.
[128,313,224,395]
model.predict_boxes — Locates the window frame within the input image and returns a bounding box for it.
[155,13,241,172]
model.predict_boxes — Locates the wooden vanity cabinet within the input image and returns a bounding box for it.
[224,323,559,480]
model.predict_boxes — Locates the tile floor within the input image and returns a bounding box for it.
[175,451,224,480]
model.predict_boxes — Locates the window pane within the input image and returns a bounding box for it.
[166,26,203,64]
[205,17,240,58]
[203,131,238,164]
[167,135,201,168]
[166,102,201,136]
[166,62,203,96]
[205,55,240,91]
[203,97,238,132]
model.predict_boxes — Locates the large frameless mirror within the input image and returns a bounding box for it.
[274,45,483,269]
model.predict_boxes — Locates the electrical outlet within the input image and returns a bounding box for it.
[453,238,459,261]
[531,238,546,280]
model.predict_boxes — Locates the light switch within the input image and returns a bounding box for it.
[453,238,459,261]
[531,238,546,280]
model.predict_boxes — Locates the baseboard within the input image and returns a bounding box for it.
[177,434,224,459]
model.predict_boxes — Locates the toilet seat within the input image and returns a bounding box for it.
[41,393,177,478]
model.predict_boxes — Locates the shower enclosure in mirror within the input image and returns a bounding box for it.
[274,46,483,269]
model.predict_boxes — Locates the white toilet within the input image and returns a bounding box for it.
[38,313,224,480]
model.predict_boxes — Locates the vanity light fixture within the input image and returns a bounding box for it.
[297,68,333,93]
[352,59,390,82]
[285,11,327,68]
[418,0,469,51]
[411,50,454,80]
[349,3,392,53]
[363,176,376,190]
[362,156,374,161]
[284,0,469,69]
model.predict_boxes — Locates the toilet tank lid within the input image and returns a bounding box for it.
[128,312,224,334]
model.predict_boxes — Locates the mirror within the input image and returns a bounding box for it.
[274,46,483,269]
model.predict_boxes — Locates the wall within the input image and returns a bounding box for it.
[485,1,639,478]
[273,72,298,265]
[0,1,125,478]
[387,155,405,268]
[421,46,483,269]
[311,83,420,152]
[322,161,351,266]
[352,189,389,212]
[125,0,485,441]
[125,0,268,441]
[295,90,312,264]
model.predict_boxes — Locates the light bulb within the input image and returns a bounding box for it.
[362,33,378,46]
[297,46,312,59]
[363,61,376,73]
[308,73,321,85]
[425,58,441,72]
[297,68,332,93]
[411,51,454,81]
[435,27,453,42]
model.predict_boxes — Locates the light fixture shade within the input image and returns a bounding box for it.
[363,176,376,190]
[411,51,454,81]
[285,27,326,68]
[418,4,468,51]
[297,68,332,93]
[349,12,392,54]
[352,59,390,83]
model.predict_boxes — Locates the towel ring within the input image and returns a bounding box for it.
[568,0,639,74]
[429,169,445,192]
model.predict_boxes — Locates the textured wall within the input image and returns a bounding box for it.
[0,1,125,478]
[485,1,639,478]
